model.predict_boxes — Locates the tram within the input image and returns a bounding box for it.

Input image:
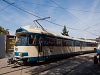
[8,25,97,64]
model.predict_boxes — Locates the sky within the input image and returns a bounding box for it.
[0,0,100,39]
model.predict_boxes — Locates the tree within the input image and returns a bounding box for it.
[0,26,9,34]
[61,25,69,36]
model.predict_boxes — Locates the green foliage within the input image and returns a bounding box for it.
[61,25,69,36]
[0,26,9,34]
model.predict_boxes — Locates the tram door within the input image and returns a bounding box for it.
[38,37,45,61]
[80,42,83,53]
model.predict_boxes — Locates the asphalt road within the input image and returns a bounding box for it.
[0,53,99,75]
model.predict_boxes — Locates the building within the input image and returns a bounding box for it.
[0,34,16,58]
[0,34,6,58]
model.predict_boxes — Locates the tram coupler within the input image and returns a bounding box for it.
[7,58,23,65]
[7,58,16,65]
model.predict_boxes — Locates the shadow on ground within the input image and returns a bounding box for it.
[1,53,100,75]
[28,54,100,75]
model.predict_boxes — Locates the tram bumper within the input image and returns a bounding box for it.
[7,52,29,65]
[14,52,28,57]
[7,57,28,65]
[14,52,29,63]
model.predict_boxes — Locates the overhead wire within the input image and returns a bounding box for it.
[17,0,100,35]
[0,0,20,12]
[89,29,100,32]
[0,3,14,12]
[50,0,90,27]
[84,22,100,38]
[19,0,100,14]
[45,19,82,31]
[87,31,100,37]
[0,0,14,12]
[3,0,99,37]
[20,0,83,31]
[17,0,100,32]
[20,0,100,37]
[17,0,86,30]
[2,0,81,31]
[2,0,41,18]
[85,22,100,30]
[51,0,100,37]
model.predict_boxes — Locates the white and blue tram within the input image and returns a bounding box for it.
[13,25,97,63]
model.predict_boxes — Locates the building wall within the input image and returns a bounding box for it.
[0,34,6,58]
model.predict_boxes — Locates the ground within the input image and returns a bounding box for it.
[0,53,100,75]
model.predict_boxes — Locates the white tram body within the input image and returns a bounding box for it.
[14,25,97,62]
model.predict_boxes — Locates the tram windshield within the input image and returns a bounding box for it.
[15,34,27,46]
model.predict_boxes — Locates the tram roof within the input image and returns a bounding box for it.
[17,25,96,43]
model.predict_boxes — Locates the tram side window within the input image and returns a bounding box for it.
[29,35,36,45]
[87,43,97,47]
[87,43,92,47]
[66,40,73,46]
[75,41,80,46]
[93,43,98,47]
[46,38,49,45]
[56,39,62,46]
[62,40,67,46]
[92,43,97,47]
[46,37,55,46]
[83,42,86,47]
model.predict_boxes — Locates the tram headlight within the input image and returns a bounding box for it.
[19,53,22,57]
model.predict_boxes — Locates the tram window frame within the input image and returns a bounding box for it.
[83,42,86,47]
[93,43,98,47]
[87,42,97,47]
[45,37,55,46]
[87,42,92,47]
[75,41,80,46]
[28,34,36,45]
[56,39,62,46]
[66,40,73,46]
[93,43,97,47]
[62,40,67,46]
